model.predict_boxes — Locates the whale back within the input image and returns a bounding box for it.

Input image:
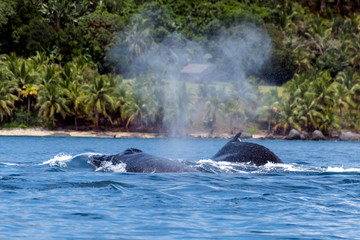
[212,132,282,166]
[90,148,197,173]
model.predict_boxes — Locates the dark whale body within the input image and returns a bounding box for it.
[89,148,197,173]
[89,132,282,172]
[211,132,283,166]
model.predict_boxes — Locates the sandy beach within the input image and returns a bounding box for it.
[0,128,267,139]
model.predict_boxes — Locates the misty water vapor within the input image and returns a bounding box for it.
[109,19,272,136]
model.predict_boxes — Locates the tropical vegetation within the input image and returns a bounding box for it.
[1,0,360,135]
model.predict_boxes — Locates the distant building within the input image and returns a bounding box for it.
[180,64,214,83]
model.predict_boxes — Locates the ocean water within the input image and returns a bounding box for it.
[0,136,359,239]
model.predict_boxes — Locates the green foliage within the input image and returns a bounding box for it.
[81,74,116,130]
[0,79,18,122]
[0,0,360,134]
[24,19,55,54]
[77,9,125,68]
[0,0,16,28]
[245,128,257,134]
[37,83,70,128]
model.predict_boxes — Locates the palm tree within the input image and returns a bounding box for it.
[119,78,162,131]
[41,64,59,85]
[81,75,115,131]
[332,82,354,119]
[283,73,310,101]
[20,84,39,116]
[310,71,336,107]
[345,34,360,70]
[6,54,37,117]
[65,81,84,130]
[294,47,315,73]
[319,107,340,135]
[30,51,48,72]
[124,16,154,62]
[223,97,246,134]
[276,97,301,134]
[260,89,280,133]
[6,54,35,88]
[204,93,224,134]
[121,92,146,130]
[297,92,323,131]
[335,67,360,91]
[60,62,82,89]
[36,83,70,128]
[0,80,18,122]
[138,85,164,130]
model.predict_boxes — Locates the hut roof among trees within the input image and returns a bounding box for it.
[181,64,212,74]
[180,64,214,82]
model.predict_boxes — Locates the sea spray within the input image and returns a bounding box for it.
[42,153,99,169]
[42,153,73,168]
[93,161,127,173]
[196,160,360,175]
[108,10,272,136]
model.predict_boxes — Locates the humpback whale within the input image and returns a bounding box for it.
[89,132,282,172]
[211,132,282,166]
[89,148,197,173]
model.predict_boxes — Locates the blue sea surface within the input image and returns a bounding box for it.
[0,136,359,239]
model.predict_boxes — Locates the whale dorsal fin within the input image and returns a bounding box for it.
[124,148,143,154]
[232,132,242,142]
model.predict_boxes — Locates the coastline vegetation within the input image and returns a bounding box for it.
[1,0,360,135]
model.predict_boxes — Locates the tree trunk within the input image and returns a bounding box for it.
[27,98,31,123]
[52,116,56,128]
[267,115,272,133]
[74,117,78,131]
[27,98,31,113]
[211,111,216,134]
[94,106,99,131]
[339,105,343,119]
[320,0,326,13]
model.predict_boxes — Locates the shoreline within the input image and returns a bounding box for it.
[0,128,267,139]
[1,128,359,141]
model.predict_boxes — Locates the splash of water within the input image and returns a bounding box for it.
[42,153,100,169]
[42,153,73,168]
[93,161,127,173]
[196,159,360,174]
[326,166,360,173]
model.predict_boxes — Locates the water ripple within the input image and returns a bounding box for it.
[1,137,360,239]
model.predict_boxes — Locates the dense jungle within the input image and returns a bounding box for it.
[1,0,360,136]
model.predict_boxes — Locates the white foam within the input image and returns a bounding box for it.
[196,159,360,174]
[253,163,360,174]
[325,166,360,173]
[41,153,360,174]
[0,162,21,166]
[95,161,127,173]
[42,152,101,168]
[197,159,249,174]
[42,153,73,167]
[259,162,316,172]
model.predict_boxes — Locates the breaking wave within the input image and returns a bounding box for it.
[0,162,22,166]
[42,153,98,169]
[196,159,360,175]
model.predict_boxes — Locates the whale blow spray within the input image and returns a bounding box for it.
[108,14,272,136]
